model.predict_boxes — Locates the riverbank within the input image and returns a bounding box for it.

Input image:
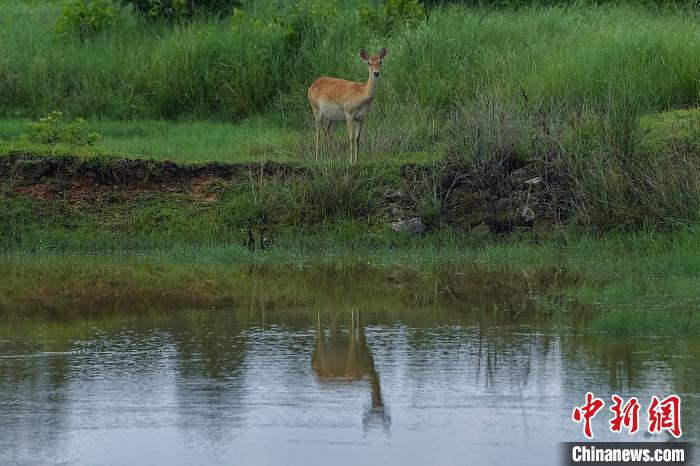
[0,143,570,253]
[2,225,700,336]
[2,144,700,337]
[3,104,698,251]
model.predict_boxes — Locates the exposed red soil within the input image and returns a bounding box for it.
[1,154,303,204]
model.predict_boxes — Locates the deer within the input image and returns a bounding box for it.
[307,47,389,164]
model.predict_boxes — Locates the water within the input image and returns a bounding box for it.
[0,263,697,466]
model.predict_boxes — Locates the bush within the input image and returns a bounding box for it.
[556,107,700,230]
[20,111,100,146]
[358,0,426,34]
[301,163,392,221]
[55,0,121,39]
[128,0,242,21]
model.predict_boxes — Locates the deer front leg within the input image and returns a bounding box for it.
[345,116,355,164]
[353,120,363,164]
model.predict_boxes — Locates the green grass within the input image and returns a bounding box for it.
[0,117,297,163]
[81,118,298,163]
[638,107,700,155]
[589,310,700,336]
[0,117,440,164]
[1,1,698,129]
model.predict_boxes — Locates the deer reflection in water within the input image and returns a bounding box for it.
[312,310,390,432]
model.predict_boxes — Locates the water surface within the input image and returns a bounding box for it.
[1,262,697,465]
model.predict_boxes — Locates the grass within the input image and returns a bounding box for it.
[1,108,699,254]
[0,117,297,163]
[0,117,440,165]
[85,118,297,163]
[638,107,700,155]
[0,105,698,259]
[589,310,700,336]
[1,1,698,127]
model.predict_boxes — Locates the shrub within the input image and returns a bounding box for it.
[556,107,700,230]
[20,111,100,146]
[302,163,391,221]
[444,91,536,169]
[55,0,121,39]
[128,0,242,21]
[358,0,426,34]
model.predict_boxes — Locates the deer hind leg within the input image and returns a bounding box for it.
[353,120,363,164]
[325,119,337,151]
[312,109,322,161]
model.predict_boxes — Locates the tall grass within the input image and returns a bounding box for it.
[1,1,698,124]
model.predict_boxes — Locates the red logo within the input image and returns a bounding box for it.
[609,395,640,434]
[572,392,605,439]
[572,393,682,439]
[648,395,682,438]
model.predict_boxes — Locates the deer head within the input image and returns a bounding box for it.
[359,47,389,78]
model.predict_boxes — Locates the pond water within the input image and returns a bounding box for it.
[0,263,697,466]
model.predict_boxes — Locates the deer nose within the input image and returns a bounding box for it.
[373,71,380,77]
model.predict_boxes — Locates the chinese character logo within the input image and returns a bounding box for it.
[648,395,682,438]
[609,395,640,434]
[572,393,682,439]
[572,392,605,439]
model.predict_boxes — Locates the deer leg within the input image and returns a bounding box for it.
[325,119,336,137]
[345,116,355,164]
[325,120,338,151]
[353,120,363,164]
[313,110,322,161]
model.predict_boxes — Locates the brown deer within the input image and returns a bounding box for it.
[307,47,389,163]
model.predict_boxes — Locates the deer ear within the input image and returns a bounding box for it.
[378,47,388,59]
[359,49,369,61]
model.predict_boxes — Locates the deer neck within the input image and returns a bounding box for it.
[363,74,379,101]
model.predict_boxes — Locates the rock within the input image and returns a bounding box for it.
[449,190,486,227]
[390,217,424,235]
[521,206,536,222]
[472,222,491,237]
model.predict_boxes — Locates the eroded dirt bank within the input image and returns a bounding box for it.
[1,154,570,233]
[0,154,302,201]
